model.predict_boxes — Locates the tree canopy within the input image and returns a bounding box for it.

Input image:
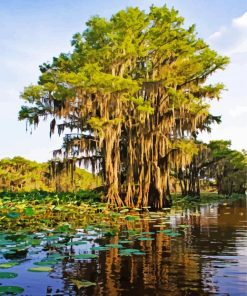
[19,5,229,208]
[0,157,100,192]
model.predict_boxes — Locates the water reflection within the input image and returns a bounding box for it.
[60,198,247,295]
[1,198,247,295]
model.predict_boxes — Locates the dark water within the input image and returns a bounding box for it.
[1,198,247,296]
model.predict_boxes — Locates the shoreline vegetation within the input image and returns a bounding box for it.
[0,192,244,295]
[0,188,245,233]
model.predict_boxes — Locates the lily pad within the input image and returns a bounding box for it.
[119,248,144,256]
[0,286,24,295]
[71,279,96,288]
[166,232,181,237]
[140,232,155,235]
[157,229,174,234]
[119,240,132,244]
[133,251,145,255]
[34,261,57,266]
[28,266,52,272]
[74,254,98,260]
[47,254,65,261]
[24,207,35,216]
[138,237,155,241]
[91,246,110,251]
[0,272,18,278]
[67,240,87,246]
[0,262,19,269]
[7,212,20,219]
[105,244,123,249]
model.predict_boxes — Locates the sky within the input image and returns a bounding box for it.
[0,0,247,162]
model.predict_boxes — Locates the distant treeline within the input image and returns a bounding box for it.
[0,139,246,197]
[0,157,101,192]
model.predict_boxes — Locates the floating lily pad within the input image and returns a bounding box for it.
[71,279,96,288]
[140,232,155,235]
[166,232,181,237]
[133,251,145,255]
[157,229,174,234]
[0,240,16,246]
[119,251,132,256]
[0,262,19,269]
[91,246,110,251]
[67,240,87,246]
[24,207,35,217]
[7,212,20,219]
[28,266,52,272]
[120,248,140,254]
[119,248,144,256]
[119,240,132,244]
[0,286,24,294]
[138,237,155,241]
[74,254,98,260]
[43,235,60,241]
[105,244,123,249]
[47,254,65,261]
[0,272,18,278]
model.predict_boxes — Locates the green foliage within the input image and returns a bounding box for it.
[18,5,230,208]
[206,141,247,195]
[0,157,101,192]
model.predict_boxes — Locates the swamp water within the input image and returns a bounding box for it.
[0,198,246,296]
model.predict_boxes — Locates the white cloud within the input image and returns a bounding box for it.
[208,26,226,41]
[232,12,247,28]
[203,12,247,151]
[208,11,247,56]
[229,105,247,118]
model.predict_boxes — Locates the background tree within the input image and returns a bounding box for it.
[206,141,246,195]
[19,5,229,208]
[0,157,100,192]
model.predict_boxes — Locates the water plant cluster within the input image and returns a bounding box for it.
[0,191,195,294]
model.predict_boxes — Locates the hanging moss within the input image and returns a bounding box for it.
[19,5,229,208]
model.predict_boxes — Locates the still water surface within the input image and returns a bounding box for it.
[1,198,247,296]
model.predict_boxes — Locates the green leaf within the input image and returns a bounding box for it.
[7,212,20,219]
[105,244,123,249]
[0,286,24,295]
[28,266,52,272]
[0,262,20,269]
[71,279,96,288]
[137,237,154,241]
[67,240,87,246]
[0,272,18,278]
[91,246,110,251]
[24,207,35,216]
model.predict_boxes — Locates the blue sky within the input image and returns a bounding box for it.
[0,0,247,162]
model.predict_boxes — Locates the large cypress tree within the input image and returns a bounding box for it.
[19,5,229,208]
